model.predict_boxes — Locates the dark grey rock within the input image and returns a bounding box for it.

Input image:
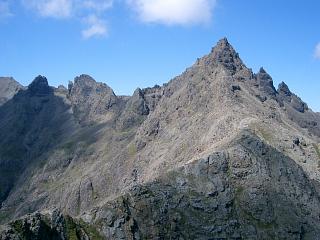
[28,75,52,95]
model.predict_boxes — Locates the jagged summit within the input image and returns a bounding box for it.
[278,81,291,96]
[214,37,231,50]
[256,67,272,80]
[258,67,267,74]
[28,75,51,95]
[70,74,115,94]
[68,74,118,122]
[74,74,97,85]
[208,38,246,73]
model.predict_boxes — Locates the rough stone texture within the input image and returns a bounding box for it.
[68,74,120,123]
[28,76,52,96]
[0,210,103,240]
[85,131,320,239]
[0,77,23,106]
[1,38,320,239]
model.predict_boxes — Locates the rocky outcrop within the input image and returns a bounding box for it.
[0,77,23,105]
[117,85,163,129]
[28,76,52,96]
[276,82,320,137]
[254,67,277,98]
[68,74,119,123]
[208,38,247,74]
[277,81,308,113]
[0,210,103,240]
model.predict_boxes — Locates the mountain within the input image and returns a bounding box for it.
[0,77,23,106]
[1,38,320,239]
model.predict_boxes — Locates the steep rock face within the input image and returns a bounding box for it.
[252,67,277,101]
[0,76,77,207]
[0,77,23,106]
[1,38,320,239]
[84,131,320,239]
[4,133,320,240]
[277,82,320,137]
[208,38,248,75]
[68,74,119,123]
[28,76,52,96]
[117,85,163,130]
[277,81,308,113]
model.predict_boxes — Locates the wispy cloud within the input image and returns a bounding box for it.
[22,0,73,18]
[22,0,113,38]
[82,14,108,38]
[0,0,13,18]
[315,43,320,60]
[82,0,113,12]
[127,0,216,26]
[19,0,216,38]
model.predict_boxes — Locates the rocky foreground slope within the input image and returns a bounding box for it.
[1,38,320,239]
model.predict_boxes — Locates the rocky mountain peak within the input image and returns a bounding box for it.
[208,38,245,73]
[258,67,267,74]
[70,74,115,96]
[278,81,291,96]
[74,74,96,85]
[28,75,51,95]
[253,67,277,97]
[68,74,118,122]
[276,81,309,113]
[256,67,272,80]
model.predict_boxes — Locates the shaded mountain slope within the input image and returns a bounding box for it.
[1,38,320,239]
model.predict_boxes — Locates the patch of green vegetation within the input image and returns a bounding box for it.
[118,128,133,135]
[313,143,320,160]
[10,219,23,234]
[312,143,320,168]
[257,127,273,143]
[233,186,275,231]
[0,211,11,224]
[78,219,104,240]
[128,143,137,157]
[63,141,75,152]
[64,216,104,240]
[235,186,244,198]
[39,180,60,190]
[65,216,79,240]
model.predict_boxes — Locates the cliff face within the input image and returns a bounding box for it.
[0,77,23,106]
[1,38,320,239]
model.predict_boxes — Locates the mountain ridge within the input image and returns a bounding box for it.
[1,38,320,239]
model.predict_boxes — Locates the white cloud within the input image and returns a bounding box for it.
[22,0,112,38]
[23,0,113,18]
[315,43,320,60]
[21,0,215,38]
[127,0,216,26]
[82,14,107,38]
[23,0,73,18]
[0,1,12,18]
[82,0,113,12]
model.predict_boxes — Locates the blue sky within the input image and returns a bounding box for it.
[0,0,319,111]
